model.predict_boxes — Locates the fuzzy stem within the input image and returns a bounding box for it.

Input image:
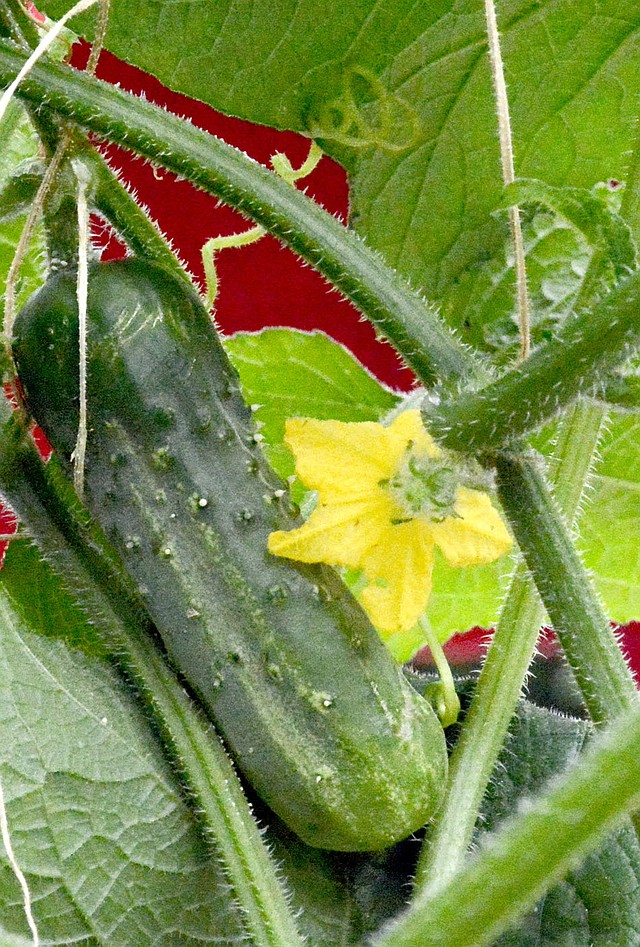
[495,450,638,724]
[85,0,110,76]
[416,398,605,890]
[0,0,97,123]
[70,157,90,497]
[483,0,530,361]
[0,40,477,387]
[425,266,640,454]
[374,704,640,947]
[82,144,197,289]
[417,615,460,728]
[0,412,304,947]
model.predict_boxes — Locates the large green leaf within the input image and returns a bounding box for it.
[39,0,640,319]
[0,541,244,945]
[483,700,640,946]
[578,409,640,622]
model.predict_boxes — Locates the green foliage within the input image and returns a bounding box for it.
[0,544,245,945]
[487,702,640,946]
[3,2,640,944]
[580,410,640,620]
[225,327,399,480]
[40,0,640,315]
[0,103,45,312]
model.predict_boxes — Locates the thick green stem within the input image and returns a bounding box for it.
[416,398,605,890]
[0,39,477,387]
[84,144,197,291]
[0,411,304,947]
[496,450,638,724]
[425,267,640,453]
[374,705,640,947]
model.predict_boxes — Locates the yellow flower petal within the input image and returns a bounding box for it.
[359,520,435,635]
[284,417,396,500]
[385,409,441,460]
[268,495,393,568]
[427,487,512,568]
[283,410,438,502]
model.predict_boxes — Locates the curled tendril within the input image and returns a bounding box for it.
[201,141,323,309]
[307,65,420,153]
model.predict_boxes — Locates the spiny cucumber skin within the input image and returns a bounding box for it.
[14,259,447,852]
[425,268,640,454]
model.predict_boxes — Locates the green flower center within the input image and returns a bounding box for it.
[383,451,459,523]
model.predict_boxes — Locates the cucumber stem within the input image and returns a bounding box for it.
[82,143,199,291]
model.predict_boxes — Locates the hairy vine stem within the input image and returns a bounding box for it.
[424,266,640,453]
[483,0,530,360]
[0,39,477,388]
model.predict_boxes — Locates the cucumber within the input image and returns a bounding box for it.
[13,259,447,851]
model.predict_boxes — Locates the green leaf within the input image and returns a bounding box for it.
[39,0,640,318]
[483,700,640,946]
[426,551,512,645]
[0,542,244,945]
[577,409,640,622]
[0,932,33,947]
[0,159,44,222]
[225,327,399,477]
[0,103,46,312]
[446,179,636,362]
[0,103,40,187]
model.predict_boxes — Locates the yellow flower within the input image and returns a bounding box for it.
[268,410,512,637]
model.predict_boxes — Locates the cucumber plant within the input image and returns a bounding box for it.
[2,2,640,946]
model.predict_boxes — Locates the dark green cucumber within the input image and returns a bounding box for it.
[14,259,447,851]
